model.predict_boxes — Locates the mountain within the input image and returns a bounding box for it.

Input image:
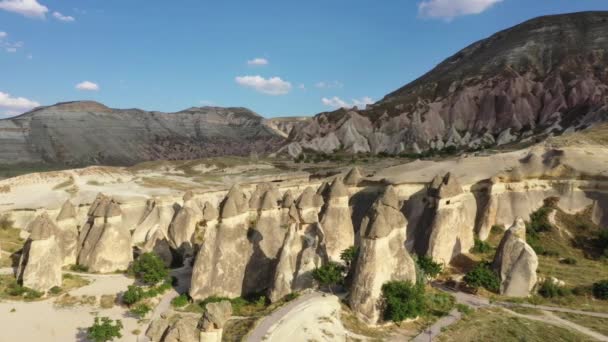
[284,11,608,156]
[0,101,286,166]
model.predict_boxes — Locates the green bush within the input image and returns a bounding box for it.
[593,280,608,300]
[416,255,443,279]
[129,303,151,319]
[455,303,473,315]
[538,280,570,298]
[69,264,89,273]
[463,262,500,293]
[340,246,359,267]
[560,257,577,265]
[312,262,345,289]
[471,239,492,254]
[23,288,43,300]
[49,286,63,295]
[381,281,425,322]
[171,294,189,308]
[87,317,123,342]
[424,291,454,316]
[122,285,145,306]
[284,292,299,302]
[132,253,169,285]
[6,284,26,296]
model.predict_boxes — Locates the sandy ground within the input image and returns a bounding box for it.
[256,292,367,342]
[0,273,144,342]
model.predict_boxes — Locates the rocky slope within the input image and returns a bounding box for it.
[284,11,608,156]
[0,101,285,166]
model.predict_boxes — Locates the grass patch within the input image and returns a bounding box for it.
[339,304,393,340]
[0,225,24,267]
[62,273,91,292]
[437,308,592,342]
[553,312,608,336]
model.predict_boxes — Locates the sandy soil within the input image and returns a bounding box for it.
[0,273,143,342]
[260,293,366,342]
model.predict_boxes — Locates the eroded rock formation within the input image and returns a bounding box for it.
[492,218,538,297]
[199,300,233,342]
[54,200,79,265]
[77,194,132,273]
[190,185,253,300]
[17,213,62,292]
[349,186,417,325]
[270,187,328,302]
[319,178,355,262]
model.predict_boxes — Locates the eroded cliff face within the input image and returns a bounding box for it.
[284,12,608,157]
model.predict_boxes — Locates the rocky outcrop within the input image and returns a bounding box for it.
[77,194,132,273]
[17,213,62,292]
[244,184,286,293]
[349,186,417,325]
[142,228,174,267]
[167,193,202,253]
[285,12,608,156]
[54,200,79,265]
[319,178,355,262]
[132,199,176,245]
[199,300,232,342]
[410,173,476,265]
[190,185,253,300]
[492,218,538,297]
[146,315,200,342]
[344,167,363,187]
[270,187,328,302]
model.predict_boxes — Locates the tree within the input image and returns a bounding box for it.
[87,317,123,342]
[416,255,443,279]
[381,281,425,322]
[593,280,608,300]
[132,252,169,285]
[312,262,345,292]
[463,262,500,293]
[122,285,145,306]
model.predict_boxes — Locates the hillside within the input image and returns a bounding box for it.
[0,101,286,166]
[284,11,608,156]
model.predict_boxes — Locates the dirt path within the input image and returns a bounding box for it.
[422,284,608,342]
[245,291,323,342]
[503,308,608,342]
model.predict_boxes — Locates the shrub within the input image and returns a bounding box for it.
[171,294,189,308]
[284,292,299,302]
[463,262,500,293]
[0,215,14,230]
[6,284,26,296]
[340,246,359,267]
[312,262,345,290]
[381,281,425,322]
[538,280,570,298]
[131,253,169,285]
[49,286,63,295]
[455,303,473,315]
[471,239,492,254]
[129,303,151,319]
[122,286,145,306]
[87,317,123,342]
[416,255,443,279]
[70,264,89,273]
[527,206,553,234]
[424,291,454,316]
[593,280,608,300]
[560,257,577,265]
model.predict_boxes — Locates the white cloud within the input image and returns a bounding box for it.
[0,31,6,39]
[418,0,502,20]
[235,75,292,95]
[321,96,374,109]
[5,47,16,52]
[26,53,32,59]
[315,80,344,89]
[247,58,269,66]
[0,0,48,18]
[75,81,100,91]
[52,11,74,22]
[298,84,306,90]
[0,91,40,116]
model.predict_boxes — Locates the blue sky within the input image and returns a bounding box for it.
[1,0,608,118]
